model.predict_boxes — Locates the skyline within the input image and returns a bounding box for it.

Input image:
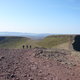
[0,0,80,34]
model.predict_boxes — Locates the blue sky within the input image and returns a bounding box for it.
[0,0,80,34]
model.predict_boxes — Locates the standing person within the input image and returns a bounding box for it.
[26,45,28,49]
[30,45,31,49]
[22,45,25,49]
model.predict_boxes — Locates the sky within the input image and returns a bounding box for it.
[0,0,80,34]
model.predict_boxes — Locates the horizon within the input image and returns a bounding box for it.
[0,0,80,34]
[0,31,80,35]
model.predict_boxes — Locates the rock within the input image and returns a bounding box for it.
[11,74,16,78]
[16,78,20,80]
[0,56,5,61]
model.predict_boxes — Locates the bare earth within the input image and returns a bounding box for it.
[0,48,80,80]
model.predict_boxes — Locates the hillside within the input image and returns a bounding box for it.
[0,37,30,48]
[0,35,80,80]
[0,48,80,80]
[37,35,73,49]
[0,35,74,49]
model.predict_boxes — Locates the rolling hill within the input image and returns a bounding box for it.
[0,35,74,49]
[0,37,30,48]
[37,35,73,49]
[0,32,53,40]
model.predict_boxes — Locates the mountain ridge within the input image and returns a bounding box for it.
[0,32,54,40]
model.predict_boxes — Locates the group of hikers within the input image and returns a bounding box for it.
[22,45,32,49]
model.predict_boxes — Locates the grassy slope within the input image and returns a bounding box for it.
[0,36,30,48]
[37,35,72,48]
[0,35,73,49]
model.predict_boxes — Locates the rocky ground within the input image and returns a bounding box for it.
[0,48,80,80]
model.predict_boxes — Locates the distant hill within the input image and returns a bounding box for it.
[0,32,53,40]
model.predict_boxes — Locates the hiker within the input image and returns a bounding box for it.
[22,45,25,49]
[30,45,31,49]
[26,45,28,49]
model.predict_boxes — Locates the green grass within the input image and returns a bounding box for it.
[37,35,72,48]
[0,36,30,48]
[0,35,73,49]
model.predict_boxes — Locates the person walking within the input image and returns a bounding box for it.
[30,45,31,49]
[22,45,25,49]
[26,45,28,49]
